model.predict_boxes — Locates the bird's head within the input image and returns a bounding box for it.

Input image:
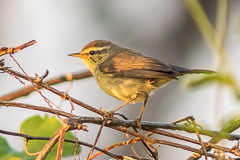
[69,40,114,72]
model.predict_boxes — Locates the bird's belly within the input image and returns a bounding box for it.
[94,75,171,102]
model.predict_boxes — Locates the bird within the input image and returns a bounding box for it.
[69,40,214,124]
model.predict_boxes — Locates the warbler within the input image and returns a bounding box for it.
[69,40,214,123]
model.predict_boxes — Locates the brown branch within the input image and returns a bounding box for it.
[0,70,92,101]
[187,118,240,160]
[2,99,158,159]
[7,54,64,117]
[190,118,207,160]
[69,117,239,159]
[2,99,239,159]
[87,118,108,160]
[0,67,104,116]
[0,101,161,159]
[90,133,154,160]
[74,116,239,140]
[56,122,69,160]
[0,40,37,57]
[0,129,123,159]
[35,119,88,160]
[3,97,240,143]
[125,129,141,159]
[1,97,239,158]
[89,138,142,159]
[114,113,158,159]
[148,129,230,153]
[65,117,235,159]
[35,121,71,160]
[110,126,229,160]
[0,100,74,117]
[24,140,41,156]
[2,99,240,144]
[70,116,240,141]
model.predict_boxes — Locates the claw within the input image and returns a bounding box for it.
[104,111,114,120]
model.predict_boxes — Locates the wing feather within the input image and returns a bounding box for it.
[99,50,179,79]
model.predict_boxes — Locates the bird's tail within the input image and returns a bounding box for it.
[170,65,215,76]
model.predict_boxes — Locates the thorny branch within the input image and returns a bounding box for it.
[1,41,240,159]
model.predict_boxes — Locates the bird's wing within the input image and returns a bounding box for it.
[99,50,179,79]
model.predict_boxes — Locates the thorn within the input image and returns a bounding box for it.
[0,59,5,67]
[33,70,49,83]
[40,69,49,81]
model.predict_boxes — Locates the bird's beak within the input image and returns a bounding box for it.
[68,53,80,57]
[68,52,89,59]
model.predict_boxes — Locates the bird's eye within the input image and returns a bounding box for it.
[89,50,95,55]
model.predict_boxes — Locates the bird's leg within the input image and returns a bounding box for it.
[103,97,135,120]
[134,97,148,129]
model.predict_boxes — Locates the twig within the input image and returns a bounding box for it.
[2,100,240,145]
[35,119,87,160]
[0,67,104,115]
[125,130,141,159]
[0,129,123,159]
[3,98,240,144]
[190,118,207,160]
[69,117,239,159]
[109,126,229,160]
[89,138,142,159]
[35,121,71,160]
[1,98,238,159]
[0,40,36,57]
[0,100,74,118]
[87,117,108,159]
[24,139,41,156]
[8,54,65,119]
[115,113,158,159]
[65,116,240,141]
[187,117,240,160]
[56,122,69,160]
[148,128,229,154]
[0,70,92,101]
[0,59,5,67]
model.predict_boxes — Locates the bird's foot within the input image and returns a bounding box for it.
[134,117,142,130]
[100,107,114,120]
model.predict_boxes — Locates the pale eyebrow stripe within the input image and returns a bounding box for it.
[82,46,110,53]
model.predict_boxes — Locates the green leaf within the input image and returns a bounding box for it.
[20,114,81,159]
[186,72,239,90]
[0,136,14,155]
[186,74,219,88]
[0,136,25,160]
